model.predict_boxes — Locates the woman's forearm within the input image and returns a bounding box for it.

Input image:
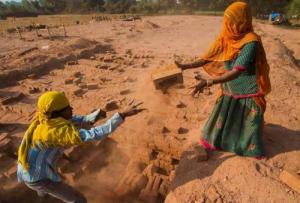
[212,69,241,85]
[180,59,209,70]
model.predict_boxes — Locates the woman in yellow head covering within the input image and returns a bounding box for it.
[17,91,143,202]
[176,2,271,157]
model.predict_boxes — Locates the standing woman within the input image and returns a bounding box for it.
[175,2,271,157]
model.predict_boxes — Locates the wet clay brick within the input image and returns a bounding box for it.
[152,64,183,89]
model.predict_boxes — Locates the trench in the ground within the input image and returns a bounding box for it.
[0,41,187,203]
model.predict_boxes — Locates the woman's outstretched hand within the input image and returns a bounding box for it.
[119,102,146,119]
[174,60,185,69]
[190,80,207,97]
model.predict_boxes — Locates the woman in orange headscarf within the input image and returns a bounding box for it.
[175,2,271,157]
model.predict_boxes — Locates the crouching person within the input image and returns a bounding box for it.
[17,91,143,203]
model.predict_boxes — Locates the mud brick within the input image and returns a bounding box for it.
[155,160,174,173]
[152,64,183,89]
[280,170,300,194]
[62,172,76,185]
[103,55,114,63]
[73,72,82,78]
[64,78,73,84]
[161,126,171,134]
[28,87,40,94]
[177,127,189,134]
[0,133,9,142]
[120,89,131,95]
[176,101,186,108]
[4,163,17,178]
[96,63,109,70]
[139,175,162,203]
[169,170,176,181]
[133,174,148,192]
[73,88,85,97]
[0,138,12,152]
[66,61,78,66]
[1,93,25,105]
[125,49,132,55]
[0,155,15,175]
[86,83,98,90]
[78,83,87,89]
[27,74,37,79]
[157,153,172,163]
[137,149,153,164]
[143,164,159,178]
[118,68,125,73]
[159,180,170,196]
[73,78,82,85]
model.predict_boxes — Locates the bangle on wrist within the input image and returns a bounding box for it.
[206,79,213,87]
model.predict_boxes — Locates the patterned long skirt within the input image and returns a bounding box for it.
[201,95,264,157]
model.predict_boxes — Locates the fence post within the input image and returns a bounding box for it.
[63,24,67,37]
[47,26,52,40]
[33,23,40,37]
[16,27,23,40]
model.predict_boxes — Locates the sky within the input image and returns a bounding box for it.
[1,0,21,2]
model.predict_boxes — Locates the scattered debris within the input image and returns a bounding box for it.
[73,88,85,97]
[78,83,87,89]
[67,61,78,66]
[123,76,136,83]
[120,89,131,95]
[280,170,300,194]
[162,126,171,134]
[176,101,186,108]
[103,55,114,63]
[4,163,17,178]
[0,93,25,105]
[64,78,74,85]
[177,127,189,134]
[0,136,12,152]
[28,87,40,94]
[73,78,82,85]
[96,63,109,70]
[73,72,82,78]
[18,47,38,57]
[125,49,132,55]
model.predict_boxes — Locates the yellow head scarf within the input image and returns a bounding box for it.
[18,91,83,170]
[201,2,271,98]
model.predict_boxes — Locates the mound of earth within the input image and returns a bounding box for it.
[0,15,299,203]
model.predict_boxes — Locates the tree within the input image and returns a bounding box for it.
[39,0,66,13]
[104,0,136,13]
[21,0,42,13]
[85,0,105,11]
[288,0,300,16]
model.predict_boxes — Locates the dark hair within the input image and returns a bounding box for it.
[49,105,70,119]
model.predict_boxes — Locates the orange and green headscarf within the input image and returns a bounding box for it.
[201,2,271,97]
[18,91,83,171]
